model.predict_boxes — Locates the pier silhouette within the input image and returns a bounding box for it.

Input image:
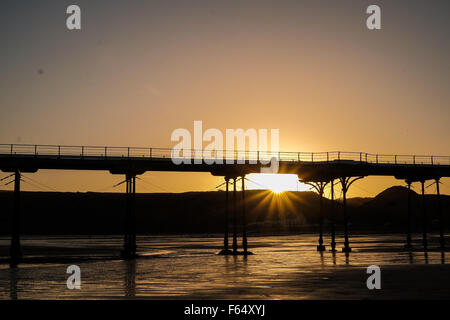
[1,144,449,266]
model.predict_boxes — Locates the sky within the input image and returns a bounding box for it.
[0,0,449,197]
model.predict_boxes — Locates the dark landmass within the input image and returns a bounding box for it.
[0,186,448,235]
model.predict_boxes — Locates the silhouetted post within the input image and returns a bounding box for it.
[306,181,328,251]
[122,175,131,258]
[436,178,445,249]
[405,181,413,249]
[232,177,238,254]
[317,186,325,251]
[341,178,351,253]
[342,187,351,252]
[219,177,230,254]
[330,180,336,252]
[122,174,137,259]
[421,180,428,249]
[130,175,137,256]
[338,176,363,252]
[10,170,22,267]
[223,177,230,253]
[242,176,247,255]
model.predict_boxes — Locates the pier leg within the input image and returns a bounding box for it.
[241,176,248,255]
[317,188,326,251]
[405,181,413,249]
[436,179,445,249]
[130,175,137,256]
[225,178,229,251]
[121,175,130,258]
[232,177,238,254]
[338,176,362,253]
[10,170,22,267]
[342,187,351,253]
[122,174,137,259]
[305,181,328,251]
[421,181,428,250]
[330,180,336,252]
[219,177,231,255]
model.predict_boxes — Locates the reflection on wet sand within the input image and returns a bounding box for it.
[9,268,17,300]
[408,251,414,264]
[331,251,336,265]
[0,234,449,299]
[125,260,136,298]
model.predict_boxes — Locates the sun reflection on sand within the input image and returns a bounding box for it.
[1,234,449,299]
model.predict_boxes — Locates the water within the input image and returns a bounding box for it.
[0,234,449,299]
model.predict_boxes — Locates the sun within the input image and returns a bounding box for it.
[245,173,309,193]
[271,184,286,194]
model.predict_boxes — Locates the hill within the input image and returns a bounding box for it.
[0,186,448,235]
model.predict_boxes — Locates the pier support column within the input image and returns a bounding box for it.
[305,181,328,251]
[317,187,325,251]
[225,177,229,252]
[10,170,22,267]
[122,175,131,258]
[232,177,238,254]
[219,177,231,255]
[420,180,428,249]
[131,175,136,255]
[436,178,445,249]
[339,176,364,253]
[404,180,413,249]
[121,174,137,259]
[341,182,350,253]
[330,180,336,252]
[241,176,248,255]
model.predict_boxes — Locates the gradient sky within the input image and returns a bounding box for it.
[0,0,449,196]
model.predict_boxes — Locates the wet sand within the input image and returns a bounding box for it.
[0,234,449,299]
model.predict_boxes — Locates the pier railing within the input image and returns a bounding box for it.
[1,144,449,166]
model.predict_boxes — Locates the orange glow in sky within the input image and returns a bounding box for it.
[0,1,449,196]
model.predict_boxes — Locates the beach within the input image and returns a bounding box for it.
[0,234,449,299]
